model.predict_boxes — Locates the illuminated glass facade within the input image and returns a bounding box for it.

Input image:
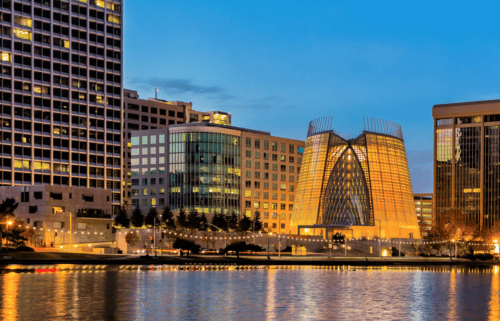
[291,116,421,239]
[433,100,500,231]
[168,128,241,215]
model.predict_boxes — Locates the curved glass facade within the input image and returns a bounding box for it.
[290,116,421,239]
[169,129,241,214]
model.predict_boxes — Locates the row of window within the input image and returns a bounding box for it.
[245,161,297,172]
[244,137,302,154]
[127,104,184,118]
[244,151,301,163]
[244,171,295,182]
[244,181,294,192]
[131,178,165,186]
[245,201,294,211]
[126,114,181,126]
[245,190,294,201]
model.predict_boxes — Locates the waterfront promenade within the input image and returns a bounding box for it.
[0,251,498,267]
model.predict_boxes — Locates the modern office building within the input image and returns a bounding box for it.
[131,122,304,233]
[433,99,500,231]
[290,116,421,239]
[0,0,123,209]
[414,193,433,237]
[122,88,232,208]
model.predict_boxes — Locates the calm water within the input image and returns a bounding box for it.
[0,265,499,320]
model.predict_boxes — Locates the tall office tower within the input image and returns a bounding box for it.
[0,0,123,213]
[290,116,421,239]
[433,99,500,231]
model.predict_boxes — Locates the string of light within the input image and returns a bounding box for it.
[118,230,499,246]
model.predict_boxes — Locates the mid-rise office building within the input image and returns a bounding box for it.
[433,99,500,231]
[414,193,432,237]
[131,123,304,233]
[122,88,232,207]
[290,116,421,239]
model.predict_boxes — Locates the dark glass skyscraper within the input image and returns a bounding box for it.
[433,99,500,231]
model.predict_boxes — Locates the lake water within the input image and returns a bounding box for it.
[0,265,499,320]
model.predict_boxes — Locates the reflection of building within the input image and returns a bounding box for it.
[433,99,500,231]
[0,0,123,213]
[131,122,304,233]
[290,116,421,239]
[0,185,114,246]
[414,193,433,237]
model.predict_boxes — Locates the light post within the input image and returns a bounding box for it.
[154,214,162,257]
[6,221,12,247]
[267,228,273,259]
[206,223,226,253]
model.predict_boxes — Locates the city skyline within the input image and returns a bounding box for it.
[123,1,500,194]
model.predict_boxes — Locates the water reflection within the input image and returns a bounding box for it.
[0,266,499,320]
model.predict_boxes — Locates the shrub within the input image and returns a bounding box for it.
[16,245,34,252]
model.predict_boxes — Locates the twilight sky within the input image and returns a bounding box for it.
[123,1,500,194]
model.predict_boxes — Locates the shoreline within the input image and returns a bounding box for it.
[1,253,500,267]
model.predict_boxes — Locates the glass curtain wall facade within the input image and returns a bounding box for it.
[433,101,500,232]
[291,116,421,239]
[168,128,241,215]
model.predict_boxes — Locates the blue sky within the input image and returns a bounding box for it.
[123,1,500,193]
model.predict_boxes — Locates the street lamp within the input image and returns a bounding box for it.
[206,223,227,253]
[267,229,273,260]
[154,214,162,257]
[6,221,12,247]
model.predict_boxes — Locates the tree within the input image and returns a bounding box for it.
[186,209,200,230]
[332,232,345,245]
[145,207,158,227]
[411,241,420,256]
[429,209,480,242]
[199,213,208,231]
[238,216,252,232]
[222,242,264,259]
[162,206,176,229]
[125,232,141,247]
[173,238,201,256]
[114,205,130,228]
[210,211,227,231]
[176,207,187,229]
[253,211,263,232]
[4,220,28,247]
[131,205,144,228]
[227,211,238,231]
[0,198,18,247]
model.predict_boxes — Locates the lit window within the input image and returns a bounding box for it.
[142,148,148,155]
[254,202,260,208]
[14,16,32,27]
[63,40,70,48]
[1,52,11,62]
[159,146,165,153]
[96,96,104,104]
[159,167,165,174]
[13,29,32,41]
[107,14,121,24]
[142,189,148,196]
[150,157,156,165]
[159,135,165,143]
[131,159,139,166]
[150,135,156,144]
[131,148,139,156]
[245,190,251,197]
[159,157,165,164]
[131,137,139,146]
[142,158,148,165]
[95,0,105,7]
[150,147,156,154]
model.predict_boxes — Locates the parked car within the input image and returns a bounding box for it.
[201,249,219,254]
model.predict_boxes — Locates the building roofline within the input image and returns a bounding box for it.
[170,122,271,136]
[433,98,500,109]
